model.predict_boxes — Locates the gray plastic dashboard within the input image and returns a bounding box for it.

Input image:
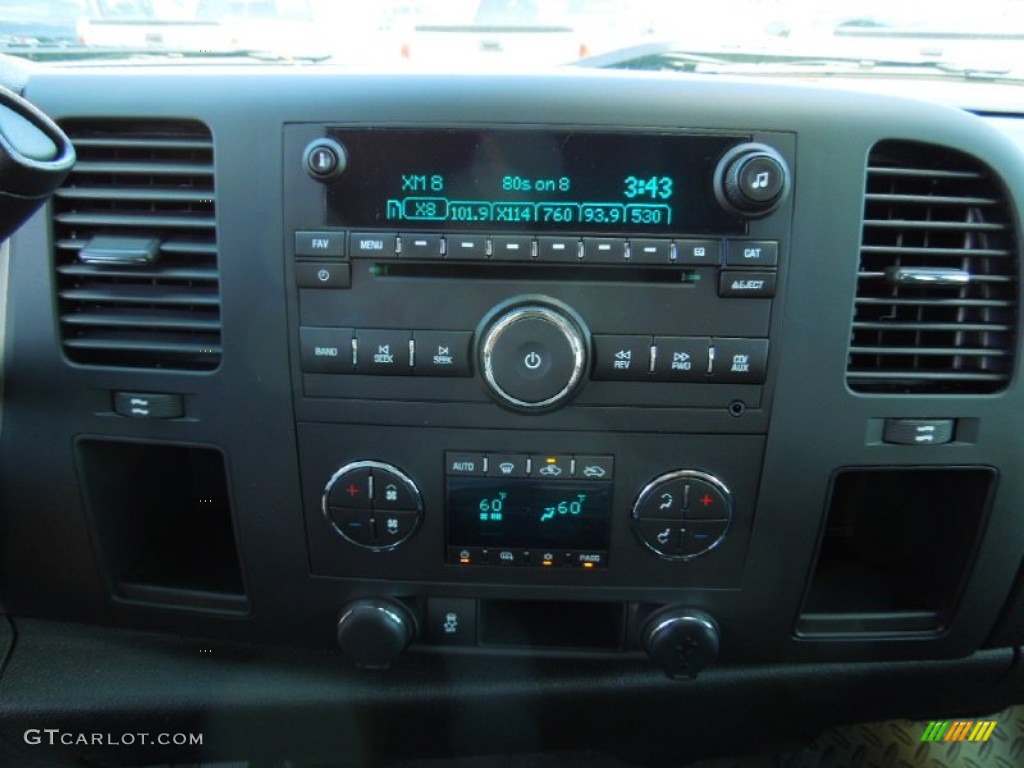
[2,66,1024,764]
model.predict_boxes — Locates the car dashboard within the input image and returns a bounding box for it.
[1,65,1024,765]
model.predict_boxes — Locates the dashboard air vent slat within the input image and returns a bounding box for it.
[847,140,1018,394]
[53,119,220,370]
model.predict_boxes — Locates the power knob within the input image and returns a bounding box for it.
[478,299,589,412]
[714,143,790,217]
[642,608,720,680]
[336,599,415,670]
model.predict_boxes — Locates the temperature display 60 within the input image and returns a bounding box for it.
[447,477,612,551]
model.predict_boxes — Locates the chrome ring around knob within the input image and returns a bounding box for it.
[480,304,587,411]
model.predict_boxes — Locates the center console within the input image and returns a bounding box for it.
[283,122,794,668]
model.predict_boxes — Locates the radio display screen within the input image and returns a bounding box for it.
[447,477,612,551]
[326,128,745,234]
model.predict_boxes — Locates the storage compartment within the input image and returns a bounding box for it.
[79,439,248,613]
[797,467,994,635]
[480,600,625,650]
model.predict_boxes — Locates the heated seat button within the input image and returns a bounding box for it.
[592,335,651,380]
[299,327,354,373]
[414,330,472,377]
[356,329,412,375]
[636,519,685,556]
[710,338,768,383]
[653,337,710,382]
[637,479,688,520]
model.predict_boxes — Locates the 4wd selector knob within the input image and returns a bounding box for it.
[714,143,790,217]
[479,302,588,411]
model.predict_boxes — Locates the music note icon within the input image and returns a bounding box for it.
[751,171,770,189]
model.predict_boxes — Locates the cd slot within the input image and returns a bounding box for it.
[371,262,698,284]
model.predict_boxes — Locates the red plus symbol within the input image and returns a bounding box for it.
[700,494,715,507]
[346,484,360,497]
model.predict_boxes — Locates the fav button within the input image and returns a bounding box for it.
[295,230,346,257]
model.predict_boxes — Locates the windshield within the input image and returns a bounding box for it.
[0,0,1022,80]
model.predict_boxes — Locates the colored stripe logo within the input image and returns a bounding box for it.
[921,720,997,742]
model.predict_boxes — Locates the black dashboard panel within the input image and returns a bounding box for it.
[2,67,1024,763]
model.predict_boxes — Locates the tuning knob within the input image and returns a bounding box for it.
[642,608,720,679]
[478,299,588,412]
[714,143,790,217]
[336,599,415,669]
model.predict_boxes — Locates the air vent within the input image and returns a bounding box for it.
[53,119,220,370]
[848,140,1018,393]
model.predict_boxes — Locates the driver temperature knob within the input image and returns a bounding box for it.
[336,599,415,670]
[642,608,720,680]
